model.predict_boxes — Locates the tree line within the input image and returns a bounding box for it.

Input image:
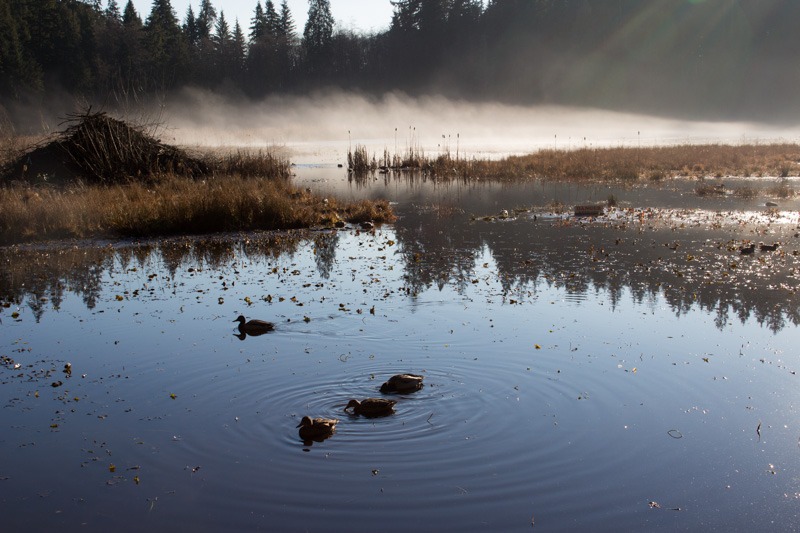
[1,0,799,121]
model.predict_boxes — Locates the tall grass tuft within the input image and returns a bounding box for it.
[202,149,291,178]
[347,145,376,172]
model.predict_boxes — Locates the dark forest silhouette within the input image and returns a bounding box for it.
[2,0,800,124]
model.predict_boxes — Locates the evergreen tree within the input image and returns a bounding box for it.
[213,10,231,53]
[302,0,334,76]
[97,0,124,94]
[275,0,296,81]
[122,0,141,28]
[0,0,39,97]
[184,6,198,48]
[211,10,234,82]
[390,0,422,32]
[265,0,279,38]
[231,20,247,79]
[118,0,145,94]
[249,1,266,41]
[197,0,217,41]
[144,0,188,91]
[277,0,295,42]
[449,0,482,25]
[105,0,122,21]
[418,0,447,34]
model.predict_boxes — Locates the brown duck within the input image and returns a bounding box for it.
[296,416,338,441]
[234,315,275,336]
[344,398,397,417]
[379,374,424,394]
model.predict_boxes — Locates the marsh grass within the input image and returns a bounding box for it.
[200,149,291,178]
[0,175,395,245]
[348,145,376,172]
[352,143,800,182]
[488,144,800,181]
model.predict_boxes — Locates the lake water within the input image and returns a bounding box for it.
[2,164,800,531]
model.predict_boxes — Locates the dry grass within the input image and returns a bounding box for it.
[490,143,800,181]
[352,142,800,182]
[0,114,394,245]
[348,145,377,172]
[200,149,291,178]
[0,175,395,245]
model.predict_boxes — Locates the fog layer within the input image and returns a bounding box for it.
[161,89,800,163]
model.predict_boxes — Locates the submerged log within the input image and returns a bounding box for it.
[574,204,604,217]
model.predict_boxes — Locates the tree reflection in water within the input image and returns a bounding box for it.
[1,208,799,332]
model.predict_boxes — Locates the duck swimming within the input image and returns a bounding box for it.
[296,416,338,441]
[344,398,397,417]
[234,315,275,336]
[739,243,756,255]
[379,374,424,394]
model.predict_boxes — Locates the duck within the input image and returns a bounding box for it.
[234,315,274,336]
[759,242,780,252]
[379,374,424,394]
[344,398,397,417]
[739,243,756,255]
[296,416,338,441]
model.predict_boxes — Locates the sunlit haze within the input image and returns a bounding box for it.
[158,90,800,164]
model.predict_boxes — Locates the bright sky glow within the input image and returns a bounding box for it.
[127,0,395,34]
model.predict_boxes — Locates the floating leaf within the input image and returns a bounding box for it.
[535,344,541,350]
[133,476,140,485]
[109,464,116,473]
[115,295,123,301]
[169,393,177,400]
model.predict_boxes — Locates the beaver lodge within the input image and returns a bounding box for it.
[2,111,207,184]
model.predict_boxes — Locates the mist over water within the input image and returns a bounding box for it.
[161,89,800,163]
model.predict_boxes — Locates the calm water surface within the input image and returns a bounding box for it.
[2,167,800,532]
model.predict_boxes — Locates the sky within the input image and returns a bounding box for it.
[128,0,395,34]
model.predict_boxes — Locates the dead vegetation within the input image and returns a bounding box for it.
[0,112,395,245]
[2,111,210,184]
[349,143,800,182]
[0,175,395,245]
